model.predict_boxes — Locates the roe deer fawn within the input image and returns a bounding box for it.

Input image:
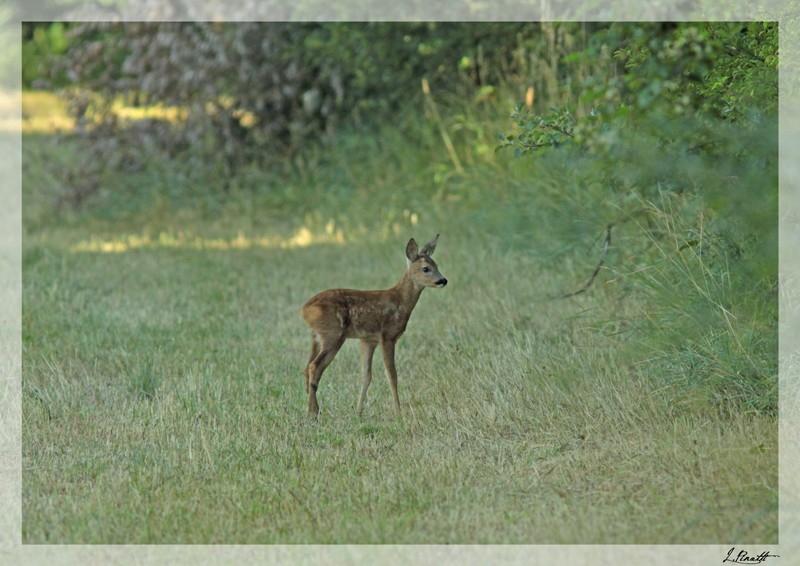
[301,234,447,418]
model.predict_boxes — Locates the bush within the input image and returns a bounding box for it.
[496,22,778,413]
[48,22,557,188]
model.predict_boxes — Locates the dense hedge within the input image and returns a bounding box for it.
[31,22,778,212]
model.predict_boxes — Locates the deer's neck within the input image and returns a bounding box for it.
[392,267,425,312]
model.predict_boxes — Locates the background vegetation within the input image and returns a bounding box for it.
[21,21,778,543]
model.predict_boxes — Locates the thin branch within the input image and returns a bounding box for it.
[561,223,613,299]
[550,124,574,138]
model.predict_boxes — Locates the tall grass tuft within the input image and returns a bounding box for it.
[623,194,777,415]
[125,355,162,401]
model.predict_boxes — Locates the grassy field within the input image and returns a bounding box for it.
[21,92,778,544]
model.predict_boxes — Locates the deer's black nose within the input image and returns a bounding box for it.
[436,278,448,287]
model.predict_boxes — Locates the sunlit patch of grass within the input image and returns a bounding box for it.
[15,90,186,134]
[60,208,423,255]
[111,98,186,123]
[69,222,347,254]
[18,90,74,133]
[64,209,418,253]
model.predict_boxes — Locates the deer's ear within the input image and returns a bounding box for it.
[406,238,419,261]
[420,234,439,256]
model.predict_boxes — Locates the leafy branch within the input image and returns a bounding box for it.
[497,102,577,157]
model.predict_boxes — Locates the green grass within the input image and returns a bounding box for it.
[21,90,778,544]
[22,220,777,544]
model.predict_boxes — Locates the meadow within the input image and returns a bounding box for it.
[20,88,778,544]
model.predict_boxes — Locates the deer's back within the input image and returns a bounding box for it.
[301,288,407,340]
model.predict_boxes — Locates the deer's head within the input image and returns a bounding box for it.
[405,234,447,289]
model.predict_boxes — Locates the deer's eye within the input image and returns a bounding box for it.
[422,267,431,273]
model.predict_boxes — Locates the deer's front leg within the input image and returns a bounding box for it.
[356,339,377,416]
[380,339,400,417]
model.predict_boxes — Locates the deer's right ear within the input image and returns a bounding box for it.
[406,238,419,261]
[420,233,439,256]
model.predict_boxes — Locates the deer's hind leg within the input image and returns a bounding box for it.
[304,334,321,394]
[307,332,346,417]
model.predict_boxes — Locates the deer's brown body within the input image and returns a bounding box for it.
[301,235,447,417]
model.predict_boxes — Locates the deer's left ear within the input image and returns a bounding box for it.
[406,238,419,261]
[420,234,439,256]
